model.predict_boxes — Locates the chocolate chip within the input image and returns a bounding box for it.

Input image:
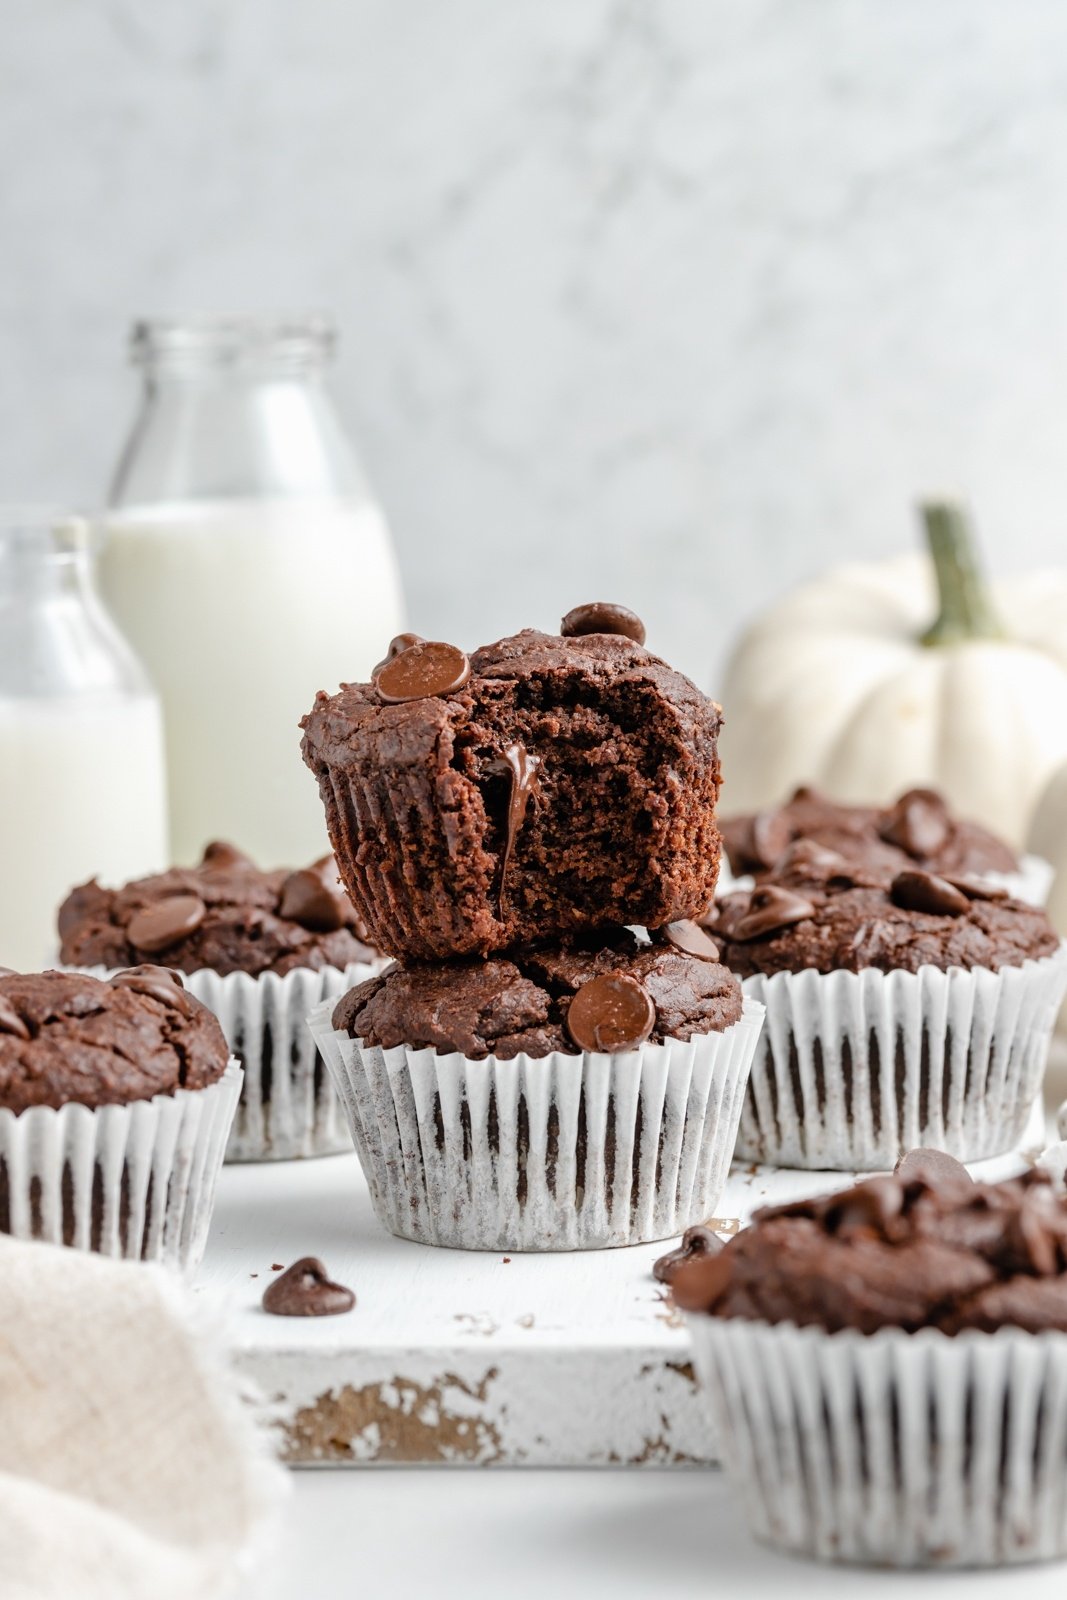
[262,1257,356,1317]
[110,965,195,1015]
[657,920,720,962]
[894,1148,974,1191]
[0,996,30,1040]
[745,809,792,871]
[560,602,646,645]
[279,869,346,933]
[879,788,951,859]
[730,885,816,942]
[772,839,851,881]
[653,1225,723,1285]
[943,875,1009,903]
[565,972,655,1054]
[201,841,255,870]
[1008,1200,1061,1277]
[372,631,426,676]
[826,1176,904,1237]
[127,894,207,954]
[668,1250,734,1313]
[890,869,970,917]
[374,640,471,703]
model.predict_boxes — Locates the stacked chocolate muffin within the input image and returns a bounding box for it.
[302,607,766,1250]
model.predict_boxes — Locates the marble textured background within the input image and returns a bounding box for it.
[4,0,1067,691]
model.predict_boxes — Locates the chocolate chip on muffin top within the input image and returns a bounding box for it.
[58,843,376,977]
[708,840,1058,978]
[670,1155,1067,1335]
[720,785,1018,881]
[0,968,229,1112]
[301,618,724,961]
[332,926,743,1060]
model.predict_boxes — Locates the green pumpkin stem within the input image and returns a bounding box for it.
[919,500,1005,647]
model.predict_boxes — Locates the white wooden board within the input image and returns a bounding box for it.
[195,1098,1049,1469]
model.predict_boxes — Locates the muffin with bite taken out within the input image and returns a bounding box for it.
[58,842,381,1161]
[300,609,725,963]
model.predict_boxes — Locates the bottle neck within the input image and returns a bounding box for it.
[0,517,92,604]
[109,337,366,509]
[0,514,153,699]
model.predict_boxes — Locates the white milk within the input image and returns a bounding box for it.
[99,497,404,866]
[0,695,167,969]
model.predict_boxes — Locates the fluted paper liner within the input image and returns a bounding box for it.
[688,1314,1067,1567]
[0,1060,241,1272]
[83,961,379,1161]
[735,946,1067,1171]
[308,998,765,1251]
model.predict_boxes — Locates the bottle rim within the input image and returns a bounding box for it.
[129,313,337,371]
[0,507,89,558]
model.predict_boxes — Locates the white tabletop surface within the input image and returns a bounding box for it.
[235,1054,1067,1597]
[243,1467,1065,1598]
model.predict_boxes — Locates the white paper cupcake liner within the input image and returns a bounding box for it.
[987,853,1055,908]
[688,1313,1067,1567]
[308,997,765,1251]
[0,1061,241,1273]
[82,961,379,1161]
[734,947,1067,1171]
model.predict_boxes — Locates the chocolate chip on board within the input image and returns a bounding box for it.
[262,1257,356,1317]
[653,1225,724,1285]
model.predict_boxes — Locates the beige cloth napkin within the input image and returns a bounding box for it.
[0,1237,287,1600]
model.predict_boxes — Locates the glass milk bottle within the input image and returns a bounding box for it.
[100,315,404,866]
[0,510,167,969]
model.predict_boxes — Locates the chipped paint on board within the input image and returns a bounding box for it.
[283,1370,503,1464]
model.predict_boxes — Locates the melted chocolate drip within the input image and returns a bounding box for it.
[489,743,542,920]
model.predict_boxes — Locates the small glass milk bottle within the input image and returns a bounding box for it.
[101,315,405,867]
[0,510,167,969]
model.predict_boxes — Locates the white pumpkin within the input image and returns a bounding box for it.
[719,503,1067,847]
[1029,762,1067,937]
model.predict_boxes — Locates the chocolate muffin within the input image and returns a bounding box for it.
[720,785,1018,882]
[672,1157,1067,1334]
[709,843,1067,1170]
[711,841,1058,979]
[678,1157,1067,1566]
[300,616,724,961]
[310,922,764,1252]
[58,841,375,976]
[0,967,227,1111]
[58,844,381,1163]
[333,926,743,1060]
[0,968,238,1267]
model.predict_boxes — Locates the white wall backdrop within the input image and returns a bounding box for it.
[4,0,1067,692]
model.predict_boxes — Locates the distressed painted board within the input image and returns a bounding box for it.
[195,1104,1046,1469]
